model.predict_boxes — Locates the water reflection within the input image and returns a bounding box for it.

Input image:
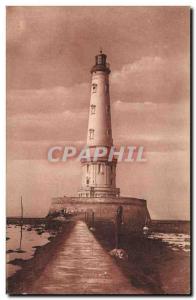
[6,224,55,278]
[15,223,25,253]
[148,232,190,252]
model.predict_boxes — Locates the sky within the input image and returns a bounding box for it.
[6,6,190,219]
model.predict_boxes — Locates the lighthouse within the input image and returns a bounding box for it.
[49,51,150,233]
[78,51,120,198]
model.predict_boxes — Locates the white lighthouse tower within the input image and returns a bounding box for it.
[79,51,120,198]
[50,51,150,233]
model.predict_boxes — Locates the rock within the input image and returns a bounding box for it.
[7,249,15,253]
[109,248,128,260]
[15,249,26,253]
[143,226,150,236]
[89,227,95,232]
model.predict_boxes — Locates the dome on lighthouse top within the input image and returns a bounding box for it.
[91,50,111,74]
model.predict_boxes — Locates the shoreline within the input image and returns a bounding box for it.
[7,221,75,295]
[6,219,190,295]
[92,221,190,295]
[7,217,190,234]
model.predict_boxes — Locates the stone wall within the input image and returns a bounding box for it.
[49,196,150,233]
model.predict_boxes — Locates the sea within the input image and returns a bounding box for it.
[6,223,57,278]
[147,232,190,252]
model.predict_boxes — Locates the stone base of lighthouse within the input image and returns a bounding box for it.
[78,158,120,198]
[48,196,150,233]
[78,186,120,198]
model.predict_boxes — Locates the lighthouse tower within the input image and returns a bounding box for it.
[49,51,149,233]
[78,51,120,198]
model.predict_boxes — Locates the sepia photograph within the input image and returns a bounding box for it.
[6,6,190,295]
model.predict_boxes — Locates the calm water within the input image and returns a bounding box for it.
[148,232,190,252]
[6,224,57,278]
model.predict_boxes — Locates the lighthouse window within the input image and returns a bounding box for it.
[92,83,97,93]
[105,83,109,94]
[87,164,89,173]
[107,128,111,135]
[101,164,104,174]
[86,178,89,185]
[98,164,101,174]
[106,105,110,113]
[89,129,94,139]
[91,104,96,114]
[97,55,102,64]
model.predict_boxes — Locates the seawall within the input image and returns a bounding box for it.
[49,196,150,233]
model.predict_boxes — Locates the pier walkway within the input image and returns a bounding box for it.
[30,220,144,294]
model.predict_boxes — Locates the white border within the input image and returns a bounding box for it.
[1,1,194,5]
[1,1,193,299]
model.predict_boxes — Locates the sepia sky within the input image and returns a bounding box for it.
[7,6,190,219]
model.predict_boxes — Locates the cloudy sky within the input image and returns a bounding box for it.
[7,6,190,219]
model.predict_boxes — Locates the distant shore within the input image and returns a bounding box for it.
[7,217,190,233]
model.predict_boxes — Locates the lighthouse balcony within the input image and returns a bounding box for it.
[90,64,111,74]
[78,186,120,198]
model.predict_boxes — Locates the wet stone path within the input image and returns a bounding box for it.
[30,221,144,294]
